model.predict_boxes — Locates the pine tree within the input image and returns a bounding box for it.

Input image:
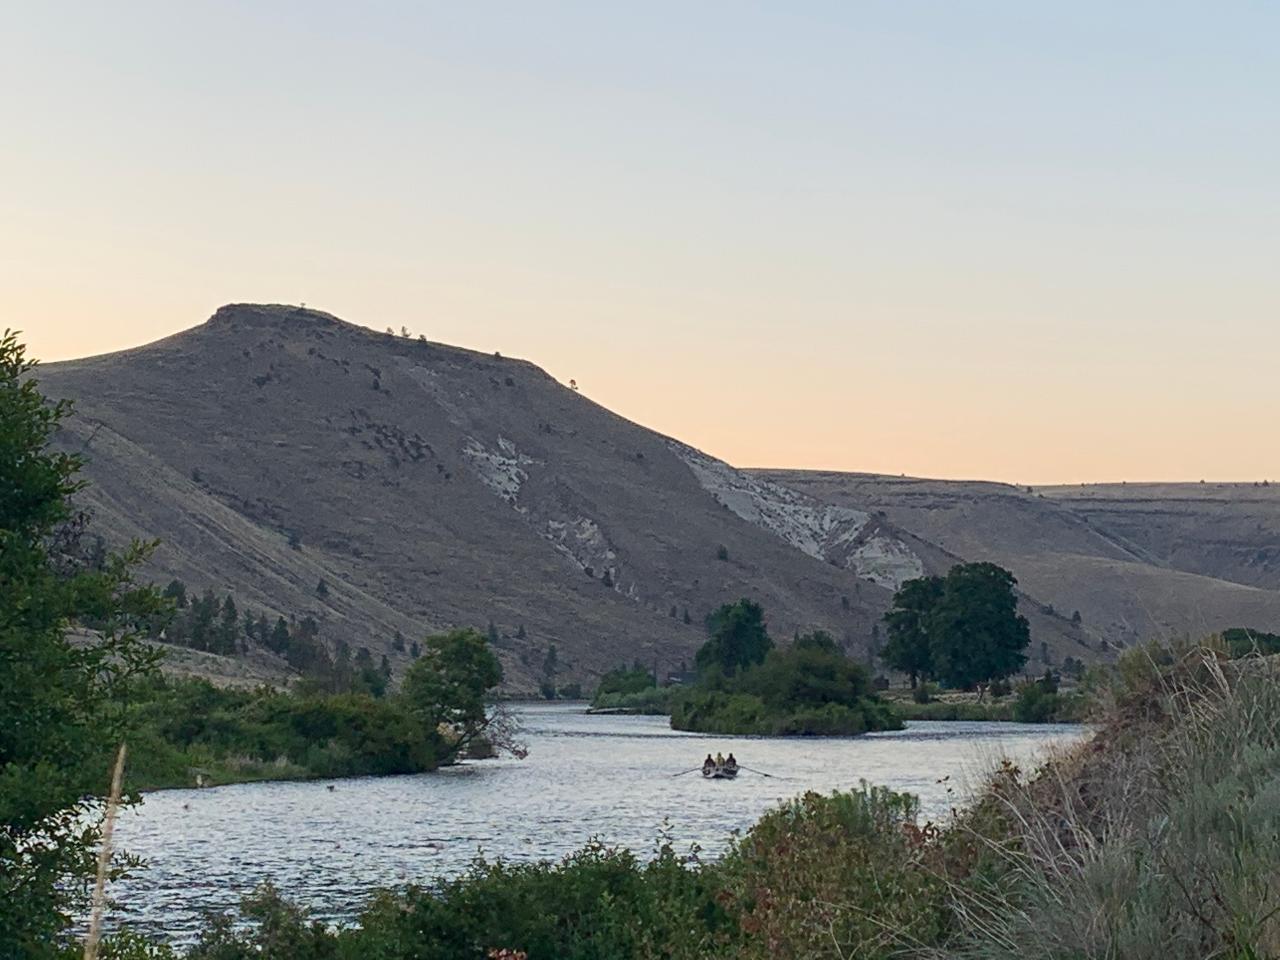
[392,630,406,653]
[163,579,187,608]
[190,588,217,650]
[316,578,329,597]
[269,617,291,655]
[217,595,239,655]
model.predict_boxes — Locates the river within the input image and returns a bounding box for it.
[108,704,1086,943]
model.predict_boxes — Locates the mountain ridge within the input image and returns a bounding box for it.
[41,304,1276,691]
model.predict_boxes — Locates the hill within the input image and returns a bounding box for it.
[756,471,1280,650]
[41,304,954,693]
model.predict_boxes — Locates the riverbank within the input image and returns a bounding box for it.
[119,672,504,792]
[591,681,1091,726]
[98,708,1081,942]
[106,647,1279,959]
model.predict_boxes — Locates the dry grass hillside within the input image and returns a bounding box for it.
[757,470,1280,650]
[42,304,960,693]
[1038,481,1280,589]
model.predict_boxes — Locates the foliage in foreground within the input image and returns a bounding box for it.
[0,330,165,953]
[944,643,1280,960]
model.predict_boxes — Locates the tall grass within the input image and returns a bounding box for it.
[941,647,1280,960]
[83,743,127,960]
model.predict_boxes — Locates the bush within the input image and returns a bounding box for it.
[893,699,1014,721]
[189,841,724,960]
[122,677,443,790]
[594,664,656,698]
[590,686,675,715]
[671,689,902,736]
[1219,626,1280,658]
[671,629,900,735]
[714,784,951,958]
[912,681,940,703]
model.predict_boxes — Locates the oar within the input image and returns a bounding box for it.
[670,767,706,778]
[738,765,783,779]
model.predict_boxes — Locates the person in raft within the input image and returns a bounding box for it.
[725,753,738,772]
[703,754,716,774]
[715,752,725,767]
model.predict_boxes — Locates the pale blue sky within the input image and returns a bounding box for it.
[4,2,1277,481]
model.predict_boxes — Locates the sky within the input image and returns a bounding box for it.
[4,2,1277,484]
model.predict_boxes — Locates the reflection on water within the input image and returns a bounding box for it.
[108,704,1086,941]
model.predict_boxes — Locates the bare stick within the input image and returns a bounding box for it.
[84,742,127,960]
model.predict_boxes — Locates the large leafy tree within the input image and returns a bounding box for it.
[882,564,1030,689]
[882,576,944,687]
[928,562,1029,688]
[696,599,773,678]
[0,330,163,952]
[401,627,503,760]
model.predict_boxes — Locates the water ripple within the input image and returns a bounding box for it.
[104,706,1086,944]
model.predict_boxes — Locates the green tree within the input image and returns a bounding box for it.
[928,563,1030,689]
[0,330,163,951]
[744,631,872,709]
[597,664,655,696]
[882,576,943,687]
[163,578,187,608]
[353,645,386,697]
[269,616,291,655]
[400,628,502,760]
[217,594,239,655]
[696,599,773,678]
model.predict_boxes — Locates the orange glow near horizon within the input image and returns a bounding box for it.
[7,4,1280,485]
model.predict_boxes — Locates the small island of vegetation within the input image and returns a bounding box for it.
[595,562,1072,733]
[669,599,900,735]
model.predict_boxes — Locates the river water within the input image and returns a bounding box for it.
[108,704,1086,942]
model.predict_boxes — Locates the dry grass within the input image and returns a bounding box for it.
[83,742,127,960]
[934,647,1280,960]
